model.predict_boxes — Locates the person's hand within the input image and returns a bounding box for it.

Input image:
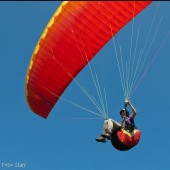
[125,99,131,106]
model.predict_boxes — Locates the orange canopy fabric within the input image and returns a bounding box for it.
[26,1,152,118]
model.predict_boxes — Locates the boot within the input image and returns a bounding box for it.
[95,136,106,143]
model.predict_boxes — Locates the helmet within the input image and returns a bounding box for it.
[119,109,130,116]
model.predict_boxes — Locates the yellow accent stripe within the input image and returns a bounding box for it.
[25,1,69,106]
[120,128,140,137]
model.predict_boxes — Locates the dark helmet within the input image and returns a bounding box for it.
[119,108,130,116]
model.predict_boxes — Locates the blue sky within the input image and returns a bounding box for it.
[0,1,170,170]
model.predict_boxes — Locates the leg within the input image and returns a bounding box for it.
[102,119,121,140]
[102,119,121,134]
[102,119,113,134]
[111,119,121,131]
[95,119,111,143]
[95,118,121,142]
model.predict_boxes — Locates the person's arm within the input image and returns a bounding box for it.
[127,100,137,120]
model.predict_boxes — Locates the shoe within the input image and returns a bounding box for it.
[101,133,111,140]
[95,136,106,143]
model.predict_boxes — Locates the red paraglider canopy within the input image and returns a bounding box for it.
[26,1,152,118]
